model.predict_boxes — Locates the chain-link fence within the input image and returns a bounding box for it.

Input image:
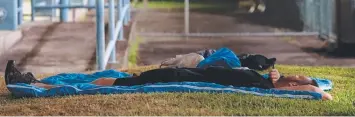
[297,0,336,41]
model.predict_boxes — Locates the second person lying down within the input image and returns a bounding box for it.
[4,60,332,100]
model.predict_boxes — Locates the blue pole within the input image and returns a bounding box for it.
[117,0,124,40]
[109,0,116,63]
[88,0,95,11]
[96,0,106,70]
[59,0,69,22]
[50,0,56,21]
[31,0,35,21]
[18,0,23,25]
[123,0,128,25]
[13,0,18,30]
[127,0,131,22]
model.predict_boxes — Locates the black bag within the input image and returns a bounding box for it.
[238,54,276,71]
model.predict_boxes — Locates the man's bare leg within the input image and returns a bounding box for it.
[91,78,116,86]
[276,85,333,100]
[30,78,117,89]
[32,83,57,89]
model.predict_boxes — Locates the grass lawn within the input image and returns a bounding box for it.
[127,36,142,67]
[0,65,354,116]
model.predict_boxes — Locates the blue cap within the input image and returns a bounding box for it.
[311,78,332,91]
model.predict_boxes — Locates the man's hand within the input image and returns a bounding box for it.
[269,69,280,83]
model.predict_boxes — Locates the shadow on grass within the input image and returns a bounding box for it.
[301,46,355,58]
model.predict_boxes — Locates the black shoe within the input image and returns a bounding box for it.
[4,60,40,85]
[5,60,21,85]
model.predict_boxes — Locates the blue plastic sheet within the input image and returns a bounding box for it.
[6,69,328,100]
[197,48,241,69]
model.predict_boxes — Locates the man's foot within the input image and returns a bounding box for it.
[5,60,21,85]
[4,60,40,85]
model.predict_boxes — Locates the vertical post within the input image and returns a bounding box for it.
[50,0,55,21]
[60,0,69,22]
[18,0,23,25]
[88,0,95,11]
[14,0,19,30]
[123,0,128,25]
[117,0,124,40]
[184,0,189,35]
[329,0,335,38]
[143,0,148,9]
[96,0,105,70]
[127,0,131,22]
[31,0,36,21]
[14,0,18,30]
[109,0,116,63]
[116,0,119,21]
[317,1,321,33]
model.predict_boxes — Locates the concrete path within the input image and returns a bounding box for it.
[0,31,22,56]
[137,36,355,67]
[136,9,297,34]
[0,22,97,74]
[136,9,355,67]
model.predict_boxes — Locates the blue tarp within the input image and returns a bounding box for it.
[7,70,327,100]
[197,48,241,69]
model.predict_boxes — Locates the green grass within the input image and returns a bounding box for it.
[127,36,142,68]
[0,65,354,116]
[133,1,225,9]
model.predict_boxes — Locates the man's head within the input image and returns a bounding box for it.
[274,75,318,88]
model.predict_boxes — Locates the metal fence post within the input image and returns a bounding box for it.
[14,0,19,30]
[88,0,95,11]
[50,0,55,21]
[18,0,23,25]
[117,0,124,40]
[109,0,116,63]
[127,0,131,22]
[123,0,128,25]
[31,0,36,21]
[60,0,69,22]
[184,0,190,35]
[96,0,105,70]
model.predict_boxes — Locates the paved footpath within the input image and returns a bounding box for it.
[0,22,97,74]
[136,9,355,68]
[137,36,355,68]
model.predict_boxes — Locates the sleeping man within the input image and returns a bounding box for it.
[4,60,332,100]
